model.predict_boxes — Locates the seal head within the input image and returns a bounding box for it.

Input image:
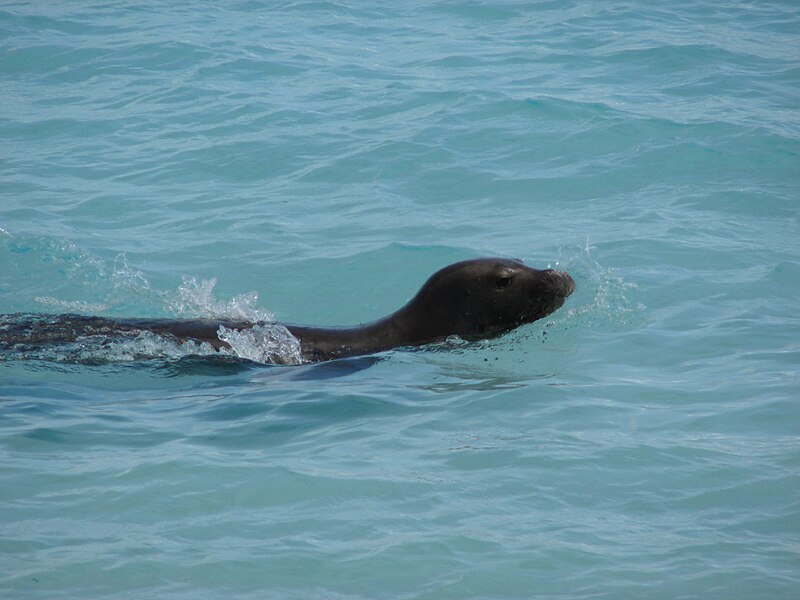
[397,258,575,342]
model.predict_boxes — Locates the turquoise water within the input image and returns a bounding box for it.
[2,0,799,597]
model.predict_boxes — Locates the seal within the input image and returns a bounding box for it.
[0,258,574,363]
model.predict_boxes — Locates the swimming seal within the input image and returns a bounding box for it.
[0,258,574,363]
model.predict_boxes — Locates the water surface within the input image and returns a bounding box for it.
[1,1,799,598]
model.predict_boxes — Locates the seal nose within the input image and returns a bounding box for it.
[544,269,575,296]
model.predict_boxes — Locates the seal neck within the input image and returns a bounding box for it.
[285,303,433,362]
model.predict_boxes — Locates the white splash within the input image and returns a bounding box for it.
[549,241,644,328]
[5,242,305,365]
[78,332,221,363]
[164,276,275,322]
[217,323,304,365]
[33,297,110,313]
[162,277,305,364]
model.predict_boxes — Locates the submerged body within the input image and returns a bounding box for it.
[1,259,574,363]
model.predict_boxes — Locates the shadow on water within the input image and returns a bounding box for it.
[257,355,383,381]
[158,354,382,380]
[156,355,263,377]
[1,348,382,383]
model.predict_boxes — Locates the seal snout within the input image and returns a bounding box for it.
[556,270,576,296]
[543,269,575,297]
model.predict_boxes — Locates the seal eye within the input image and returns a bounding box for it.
[495,276,512,290]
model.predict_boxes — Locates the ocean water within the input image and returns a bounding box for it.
[1,0,799,597]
